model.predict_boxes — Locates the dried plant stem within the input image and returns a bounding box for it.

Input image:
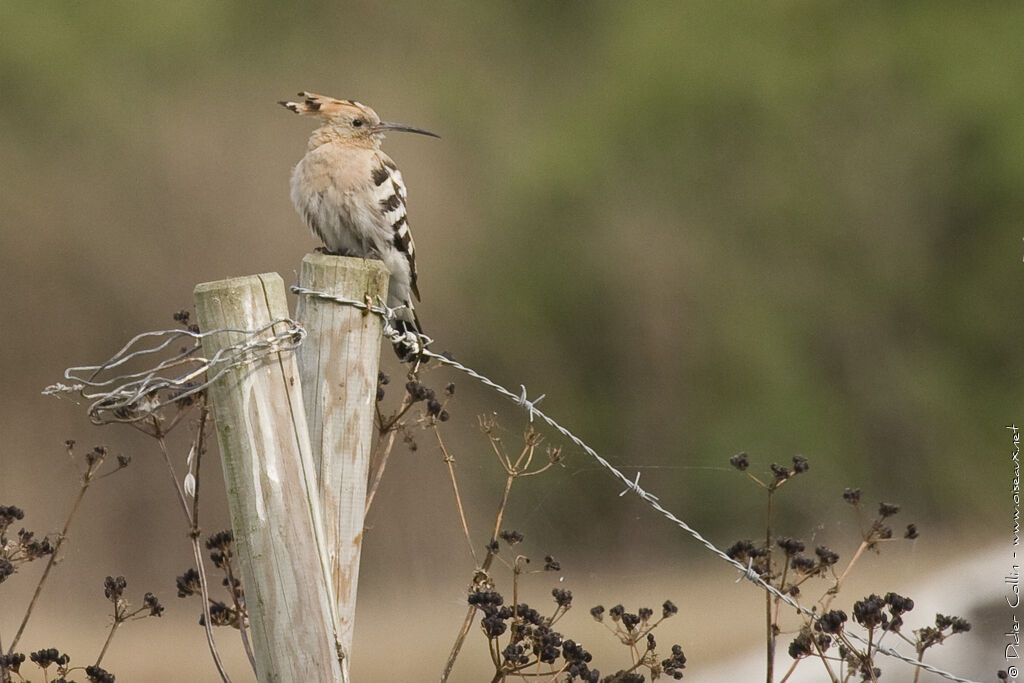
[152,412,232,683]
[442,609,478,683]
[191,409,256,675]
[94,617,121,667]
[153,423,192,523]
[489,476,515,556]
[833,539,869,593]
[365,428,399,515]
[764,488,775,683]
[810,631,841,683]
[863,630,879,683]
[434,426,477,565]
[773,561,790,627]
[778,657,800,683]
[7,467,93,653]
[366,393,413,514]
[222,552,257,673]
[912,650,926,683]
[187,406,210,528]
[441,470,516,682]
[188,538,231,682]
[820,539,870,613]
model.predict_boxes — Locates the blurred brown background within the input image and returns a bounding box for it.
[1,2,1020,680]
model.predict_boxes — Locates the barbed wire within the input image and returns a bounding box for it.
[292,284,981,683]
[43,319,304,425]
[41,286,980,682]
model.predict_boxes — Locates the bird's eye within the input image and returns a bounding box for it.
[353,119,363,127]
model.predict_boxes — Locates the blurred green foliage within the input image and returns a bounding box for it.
[2,1,1020,540]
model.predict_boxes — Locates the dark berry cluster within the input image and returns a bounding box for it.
[85,664,116,682]
[815,609,848,635]
[102,575,163,623]
[776,536,805,557]
[770,455,810,483]
[728,453,810,489]
[104,575,127,601]
[935,613,971,633]
[854,662,881,681]
[589,598,684,679]
[661,643,687,679]
[852,592,914,632]
[878,502,900,518]
[65,440,130,476]
[16,529,55,561]
[206,530,234,569]
[788,627,832,659]
[917,612,972,653]
[1,507,56,577]
[468,589,509,636]
[405,381,449,421]
[143,591,165,617]
[785,544,840,579]
[502,642,528,665]
[729,452,749,471]
[842,488,918,545]
[173,309,200,335]
[861,498,916,546]
[0,653,26,674]
[725,539,770,575]
[499,529,524,545]
[177,530,245,629]
[201,601,242,628]
[176,567,202,597]
[467,586,604,681]
[552,588,573,608]
[0,504,25,535]
[166,381,202,409]
[85,445,109,469]
[561,640,598,682]
[29,648,69,669]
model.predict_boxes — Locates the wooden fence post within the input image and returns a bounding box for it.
[194,272,344,683]
[294,253,389,674]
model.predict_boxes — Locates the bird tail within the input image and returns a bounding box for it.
[392,310,426,363]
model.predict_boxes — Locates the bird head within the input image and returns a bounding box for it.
[279,92,439,143]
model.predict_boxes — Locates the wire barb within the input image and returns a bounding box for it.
[516,385,545,423]
[735,557,759,584]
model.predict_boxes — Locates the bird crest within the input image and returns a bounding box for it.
[278,92,379,123]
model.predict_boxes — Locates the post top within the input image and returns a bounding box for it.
[193,272,284,296]
[301,252,390,276]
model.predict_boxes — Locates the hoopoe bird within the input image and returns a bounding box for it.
[279,91,438,360]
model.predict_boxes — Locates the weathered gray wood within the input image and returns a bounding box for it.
[194,272,343,683]
[295,253,389,672]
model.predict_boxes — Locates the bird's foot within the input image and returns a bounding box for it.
[315,246,357,257]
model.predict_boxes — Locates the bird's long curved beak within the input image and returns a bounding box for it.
[373,121,440,138]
